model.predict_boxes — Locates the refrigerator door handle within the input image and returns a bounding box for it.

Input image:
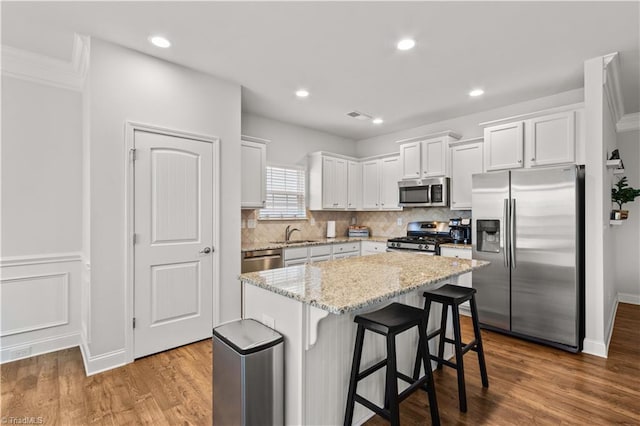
[503,198,509,268]
[511,198,517,268]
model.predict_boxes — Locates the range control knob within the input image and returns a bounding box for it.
[418,244,424,250]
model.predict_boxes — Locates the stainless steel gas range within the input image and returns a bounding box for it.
[386,221,453,255]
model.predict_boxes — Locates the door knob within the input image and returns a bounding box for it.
[200,247,212,254]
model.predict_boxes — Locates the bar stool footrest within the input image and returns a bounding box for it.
[356,359,387,382]
[354,394,390,421]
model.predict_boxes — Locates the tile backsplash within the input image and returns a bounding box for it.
[241,208,471,244]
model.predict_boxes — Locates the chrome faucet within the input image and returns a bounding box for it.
[285,225,301,243]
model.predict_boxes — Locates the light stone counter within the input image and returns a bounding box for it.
[240,252,488,314]
[241,236,388,252]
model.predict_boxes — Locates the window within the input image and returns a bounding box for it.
[259,166,307,219]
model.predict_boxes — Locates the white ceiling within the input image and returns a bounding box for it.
[2,1,639,140]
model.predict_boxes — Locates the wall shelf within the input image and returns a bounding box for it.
[610,220,624,226]
[613,168,625,175]
[606,159,622,169]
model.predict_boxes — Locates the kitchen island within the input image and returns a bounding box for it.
[239,252,489,425]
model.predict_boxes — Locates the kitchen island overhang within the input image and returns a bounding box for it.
[238,252,489,425]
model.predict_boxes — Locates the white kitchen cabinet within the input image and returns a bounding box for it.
[526,111,575,167]
[308,152,354,210]
[380,155,402,210]
[321,156,348,209]
[483,121,524,171]
[482,104,583,172]
[332,242,360,257]
[439,246,472,315]
[241,136,267,208]
[347,160,362,210]
[361,159,380,209]
[450,138,483,210]
[361,241,387,256]
[361,155,402,211]
[398,131,461,179]
[399,141,421,179]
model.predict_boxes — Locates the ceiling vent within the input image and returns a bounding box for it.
[346,111,373,121]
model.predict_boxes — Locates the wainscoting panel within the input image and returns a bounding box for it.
[0,253,82,363]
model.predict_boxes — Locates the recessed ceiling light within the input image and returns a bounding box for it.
[296,89,310,98]
[469,89,485,97]
[396,38,416,51]
[149,36,171,48]
[372,118,384,125]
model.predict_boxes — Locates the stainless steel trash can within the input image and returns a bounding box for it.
[213,319,284,426]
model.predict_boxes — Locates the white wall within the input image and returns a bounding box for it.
[242,113,356,166]
[614,130,640,303]
[1,77,83,256]
[1,75,83,362]
[84,39,241,371]
[356,89,583,155]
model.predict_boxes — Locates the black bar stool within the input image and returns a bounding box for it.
[344,302,440,426]
[413,284,489,413]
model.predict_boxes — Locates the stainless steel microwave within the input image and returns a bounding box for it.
[398,177,449,207]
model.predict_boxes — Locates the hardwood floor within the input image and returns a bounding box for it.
[1,303,638,425]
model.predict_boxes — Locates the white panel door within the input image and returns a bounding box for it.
[450,142,483,209]
[361,160,380,209]
[399,142,421,179]
[134,130,214,358]
[527,111,575,167]
[380,155,402,210]
[347,161,362,210]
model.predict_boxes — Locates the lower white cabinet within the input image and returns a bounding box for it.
[439,247,472,315]
[283,242,361,265]
[361,241,387,256]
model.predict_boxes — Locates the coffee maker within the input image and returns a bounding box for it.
[449,218,472,244]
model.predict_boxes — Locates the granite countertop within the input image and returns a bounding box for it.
[439,243,473,250]
[241,236,389,252]
[239,252,489,314]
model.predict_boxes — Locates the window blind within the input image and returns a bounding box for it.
[259,166,307,219]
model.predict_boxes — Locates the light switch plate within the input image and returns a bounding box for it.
[310,217,316,225]
[397,217,403,226]
[247,219,257,229]
[262,314,275,329]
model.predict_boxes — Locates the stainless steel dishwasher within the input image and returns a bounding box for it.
[241,248,283,273]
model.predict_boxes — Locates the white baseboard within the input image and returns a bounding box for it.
[0,332,80,363]
[582,338,607,358]
[604,299,619,353]
[618,293,640,305]
[79,340,127,376]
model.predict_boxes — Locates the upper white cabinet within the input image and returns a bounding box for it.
[483,122,524,171]
[361,159,381,209]
[481,104,583,172]
[347,160,362,210]
[398,131,461,179]
[308,152,354,210]
[380,155,402,210]
[241,136,267,209]
[450,138,483,210]
[361,155,403,211]
[526,111,575,167]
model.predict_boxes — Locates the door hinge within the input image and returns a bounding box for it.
[133,233,137,244]
[130,148,137,161]
[133,317,136,329]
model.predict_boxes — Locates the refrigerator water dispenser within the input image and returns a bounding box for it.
[477,220,500,253]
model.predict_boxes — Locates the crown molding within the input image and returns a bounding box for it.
[616,112,640,133]
[1,33,89,91]
[396,130,461,144]
[603,52,624,125]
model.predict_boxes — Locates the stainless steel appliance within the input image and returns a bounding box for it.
[398,177,449,207]
[449,217,472,244]
[471,165,584,352]
[387,221,453,255]
[241,248,283,273]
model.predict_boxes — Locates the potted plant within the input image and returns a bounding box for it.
[611,176,640,220]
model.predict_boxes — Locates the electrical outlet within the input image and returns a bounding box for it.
[351,216,357,225]
[241,219,246,229]
[397,217,403,226]
[247,219,257,229]
[262,314,275,329]
[310,217,316,226]
[11,347,32,360]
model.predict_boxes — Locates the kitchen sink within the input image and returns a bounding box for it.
[270,239,319,245]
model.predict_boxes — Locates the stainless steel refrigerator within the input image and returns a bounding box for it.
[471,165,584,352]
